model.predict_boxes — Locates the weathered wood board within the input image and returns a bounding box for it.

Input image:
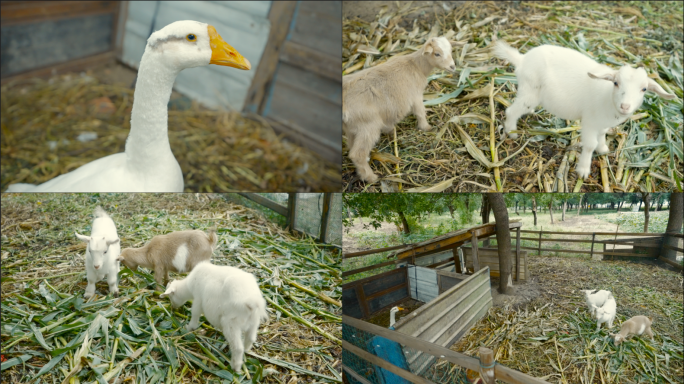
[462,247,528,281]
[393,267,493,375]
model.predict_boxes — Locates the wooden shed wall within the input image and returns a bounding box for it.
[121,1,271,110]
[342,268,409,320]
[1,1,120,82]
[462,246,528,281]
[258,1,342,163]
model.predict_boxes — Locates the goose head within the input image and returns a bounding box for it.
[145,20,251,72]
[389,306,405,327]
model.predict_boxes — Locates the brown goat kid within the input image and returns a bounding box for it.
[343,36,456,183]
[117,229,218,286]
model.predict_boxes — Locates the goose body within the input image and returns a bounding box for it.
[6,20,250,192]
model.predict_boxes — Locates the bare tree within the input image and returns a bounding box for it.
[662,193,683,263]
[481,195,491,247]
[642,193,650,233]
[489,193,513,294]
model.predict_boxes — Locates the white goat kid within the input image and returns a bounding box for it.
[592,294,617,330]
[492,41,675,178]
[75,206,121,298]
[343,36,456,183]
[160,261,268,373]
[580,289,612,318]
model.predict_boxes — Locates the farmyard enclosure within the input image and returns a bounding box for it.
[342,1,683,192]
[0,193,342,383]
[341,193,683,383]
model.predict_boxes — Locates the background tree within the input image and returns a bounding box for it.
[642,192,651,233]
[342,194,435,234]
[662,193,683,263]
[489,193,513,294]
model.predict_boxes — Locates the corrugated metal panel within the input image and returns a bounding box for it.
[121,1,271,110]
[407,266,438,303]
[396,267,493,375]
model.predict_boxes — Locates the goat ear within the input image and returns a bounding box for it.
[160,287,174,298]
[423,40,434,55]
[115,254,124,262]
[107,238,120,246]
[647,78,675,99]
[588,71,616,82]
[75,232,91,243]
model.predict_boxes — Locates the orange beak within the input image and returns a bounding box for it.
[208,25,251,70]
[397,307,405,311]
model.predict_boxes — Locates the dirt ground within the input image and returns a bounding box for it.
[343,216,401,254]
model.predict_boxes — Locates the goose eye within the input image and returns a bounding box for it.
[435,53,441,57]
[613,82,618,87]
[186,34,196,42]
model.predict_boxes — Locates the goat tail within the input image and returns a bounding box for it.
[206,228,219,251]
[94,206,108,218]
[492,41,524,68]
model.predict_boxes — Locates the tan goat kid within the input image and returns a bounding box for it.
[117,229,218,286]
[343,36,456,183]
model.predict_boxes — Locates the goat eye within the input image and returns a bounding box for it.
[435,53,440,57]
[613,82,618,87]
[186,34,196,42]
[642,88,646,92]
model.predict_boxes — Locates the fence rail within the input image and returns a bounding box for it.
[343,315,550,384]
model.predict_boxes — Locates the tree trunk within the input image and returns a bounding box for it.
[448,202,455,218]
[577,195,582,217]
[532,197,538,226]
[642,193,650,233]
[489,193,513,294]
[515,201,519,214]
[398,211,411,234]
[616,200,623,213]
[481,195,491,247]
[662,193,683,263]
[549,202,554,224]
[562,200,567,221]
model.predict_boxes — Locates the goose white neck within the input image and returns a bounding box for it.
[126,50,180,165]
[390,311,398,327]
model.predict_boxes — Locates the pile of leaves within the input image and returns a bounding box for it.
[343,1,683,192]
[1,193,341,383]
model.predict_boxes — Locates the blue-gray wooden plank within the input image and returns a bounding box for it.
[1,14,114,77]
[408,266,438,303]
[121,1,271,110]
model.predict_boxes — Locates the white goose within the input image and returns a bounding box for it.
[6,20,250,192]
[389,306,404,329]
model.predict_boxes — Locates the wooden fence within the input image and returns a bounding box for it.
[342,315,549,384]
[518,230,684,270]
[236,193,340,245]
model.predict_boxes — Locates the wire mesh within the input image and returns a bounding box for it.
[342,323,470,384]
[256,193,289,205]
[294,193,324,238]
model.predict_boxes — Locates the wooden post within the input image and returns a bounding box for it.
[538,228,543,256]
[590,233,596,259]
[471,234,480,272]
[515,227,521,281]
[319,193,332,243]
[287,193,297,231]
[479,347,496,384]
[242,1,298,114]
[356,285,370,319]
[453,247,462,273]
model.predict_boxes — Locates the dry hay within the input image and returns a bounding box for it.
[0,193,341,383]
[452,255,683,383]
[1,74,341,192]
[342,1,683,192]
